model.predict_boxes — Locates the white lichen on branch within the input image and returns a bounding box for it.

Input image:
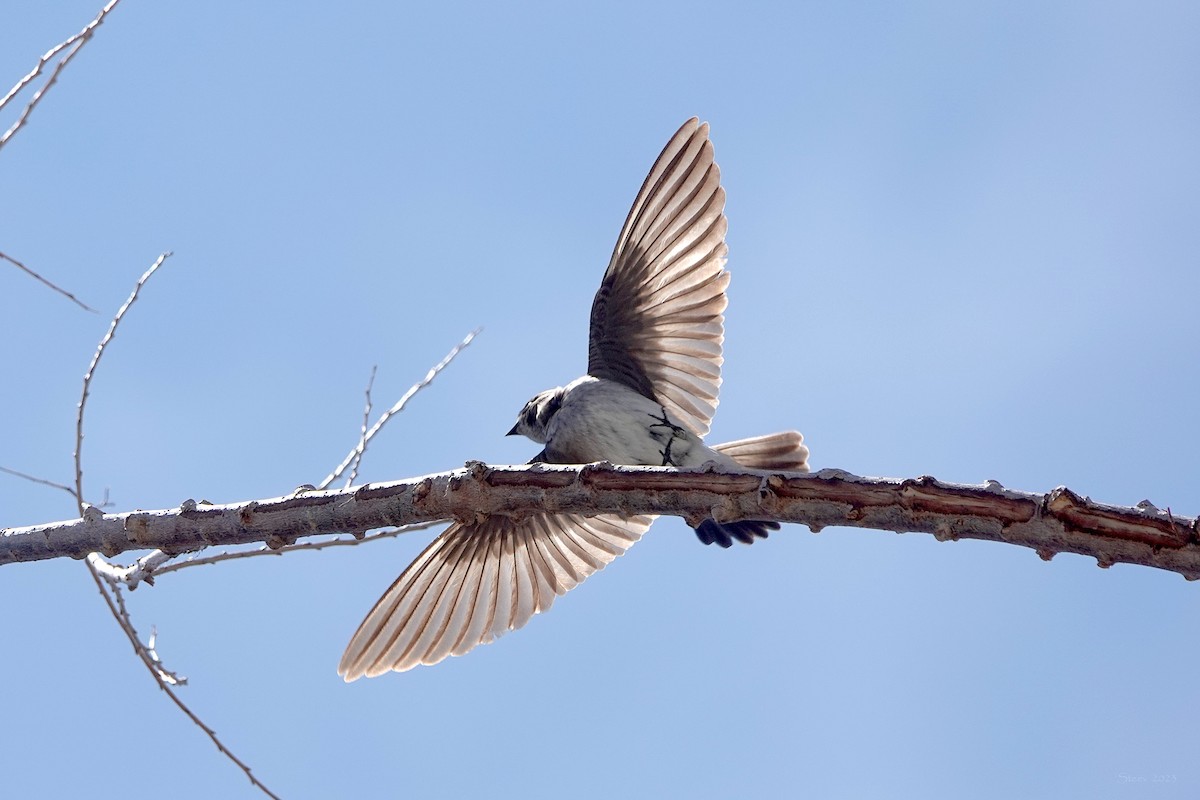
[4,464,1197,580]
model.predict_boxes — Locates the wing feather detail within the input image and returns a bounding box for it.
[588,118,729,436]
[339,511,653,680]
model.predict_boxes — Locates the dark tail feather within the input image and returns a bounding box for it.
[694,431,807,547]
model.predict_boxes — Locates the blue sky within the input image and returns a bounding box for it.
[2,2,1198,798]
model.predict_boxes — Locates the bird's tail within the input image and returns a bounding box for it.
[713,430,809,472]
[694,431,809,548]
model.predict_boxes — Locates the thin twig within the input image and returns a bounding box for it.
[92,337,476,587]
[0,465,113,508]
[0,465,80,501]
[152,522,443,579]
[85,559,282,799]
[92,555,187,685]
[0,39,75,111]
[90,521,443,589]
[0,250,96,311]
[145,627,185,686]
[75,252,171,514]
[73,252,279,798]
[0,0,123,152]
[346,365,378,488]
[318,327,480,490]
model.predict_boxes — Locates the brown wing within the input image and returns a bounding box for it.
[587,118,729,437]
[339,511,654,680]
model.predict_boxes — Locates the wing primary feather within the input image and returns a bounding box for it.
[419,524,494,667]
[629,140,714,263]
[394,528,483,670]
[489,528,518,641]
[511,528,538,630]
[373,530,482,673]
[608,119,704,264]
[455,529,504,654]
[442,522,495,655]
[339,527,466,679]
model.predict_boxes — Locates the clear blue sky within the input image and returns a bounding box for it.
[2,2,1198,798]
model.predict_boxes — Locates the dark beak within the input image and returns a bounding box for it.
[506,424,520,436]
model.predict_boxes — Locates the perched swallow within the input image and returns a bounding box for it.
[339,118,808,680]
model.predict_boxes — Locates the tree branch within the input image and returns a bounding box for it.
[0,250,96,311]
[5,464,1197,579]
[0,0,123,152]
[75,251,172,514]
[316,327,479,490]
[90,521,443,590]
[84,562,282,800]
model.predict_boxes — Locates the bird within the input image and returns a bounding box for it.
[338,118,809,681]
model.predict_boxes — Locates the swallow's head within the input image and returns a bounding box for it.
[507,387,565,444]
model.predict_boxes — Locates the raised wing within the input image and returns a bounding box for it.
[339,511,653,680]
[587,118,729,437]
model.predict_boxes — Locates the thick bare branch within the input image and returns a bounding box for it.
[5,465,1197,579]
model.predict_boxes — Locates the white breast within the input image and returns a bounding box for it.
[543,376,732,468]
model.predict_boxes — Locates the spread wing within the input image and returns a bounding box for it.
[587,118,729,437]
[339,511,654,680]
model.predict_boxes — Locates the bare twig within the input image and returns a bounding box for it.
[98,335,478,586]
[72,251,280,798]
[145,627,185,685]
[0,465,80,501]
[0,250,96,311]
[87,547,178,588]
[7,464,1198,579]
[89,521,442,590]
[152,521,442,580]
[317,328,480,490]
[89,554,188,685]
[75,252,171,514]
[0,465,113,508]
[346,365,378,488]
[84,560,281,799]
[0,0,123,152]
